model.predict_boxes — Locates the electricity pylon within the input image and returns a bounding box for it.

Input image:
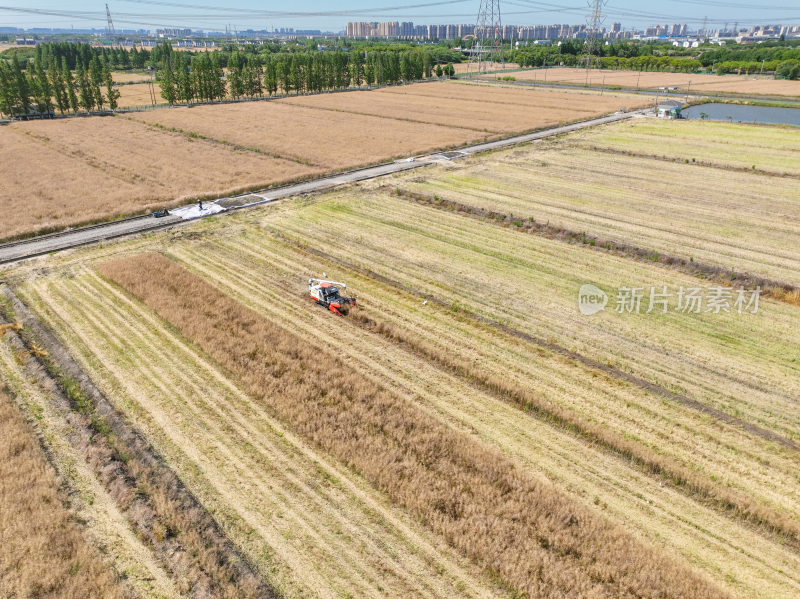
[105,3,116,36]
[583,0,606,80]
[472,0,504,74]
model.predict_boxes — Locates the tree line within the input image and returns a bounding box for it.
[21,41,150,71]
[155,43,450,105]
[512,38,800,78]
[0,54,119,118]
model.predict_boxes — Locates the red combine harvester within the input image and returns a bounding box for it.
[308,278,357,315]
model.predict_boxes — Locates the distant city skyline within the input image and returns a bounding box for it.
[1,0,799,32]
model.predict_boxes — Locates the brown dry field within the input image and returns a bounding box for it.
[281,82,648,134]
[0,117,317,239]
[129,81,647,169]
[495,67,800,96]
[0,390,125,598]
[111,71,153,84]
[116,81,162,107]
[1,81,643,239]
[131,99,480,169]
[453,61,522,74]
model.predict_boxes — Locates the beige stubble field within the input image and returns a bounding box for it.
[0,81,646,240]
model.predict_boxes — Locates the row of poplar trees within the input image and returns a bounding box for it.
[158,46,445,105]
[0,54,119,117]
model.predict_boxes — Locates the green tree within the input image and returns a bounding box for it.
[48,62,68,114]
[0,62,15,117]
[11,56,31,116]
[32,63,54,115]
[435,63,443,77]
[63,60,79,113]
[228,51,245,99]
[776,59,800,80]
[175,53,194,103]
[89,57,104,109]
[159,64,178,105]
[244,57,263,97]
[211,54,227,100]
[351,51,364,86]
[423,52,433,78]
[76,63,95,111]
[104,68,120,110]
[263,55,278,95]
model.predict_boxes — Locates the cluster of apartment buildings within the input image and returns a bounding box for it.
[345,21,630,40]
[345,20,800,41]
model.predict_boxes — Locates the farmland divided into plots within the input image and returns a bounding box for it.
[395,118,800,287]
[1,117,799,599]
[488,67,800,97]
[0,81,647,240]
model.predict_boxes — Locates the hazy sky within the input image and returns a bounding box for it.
[2,1,798,31]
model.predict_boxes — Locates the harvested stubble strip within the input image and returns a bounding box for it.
[0,391,127,599]
[99,253,729,599]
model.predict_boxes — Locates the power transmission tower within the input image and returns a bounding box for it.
[472,0,504,74]
[582,0,606,81]
[105,3,115,36]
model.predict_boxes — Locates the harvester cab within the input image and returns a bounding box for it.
[309,278,357,315]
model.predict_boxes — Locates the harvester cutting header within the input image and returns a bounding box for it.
[309,278,357,315]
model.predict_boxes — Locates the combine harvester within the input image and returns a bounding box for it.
[309,279,358,315]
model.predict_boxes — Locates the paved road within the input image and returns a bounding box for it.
[0,109,641,266]
[0,215,182,265]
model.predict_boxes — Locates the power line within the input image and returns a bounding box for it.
[117,0,473,17]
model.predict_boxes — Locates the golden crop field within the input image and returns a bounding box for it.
[4,129,799,596]
[3,110,799,599]
[498,67,800,96]
[396,118,800,286]
[0,81,642,240]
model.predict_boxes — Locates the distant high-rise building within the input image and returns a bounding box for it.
[376,21,398,36]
